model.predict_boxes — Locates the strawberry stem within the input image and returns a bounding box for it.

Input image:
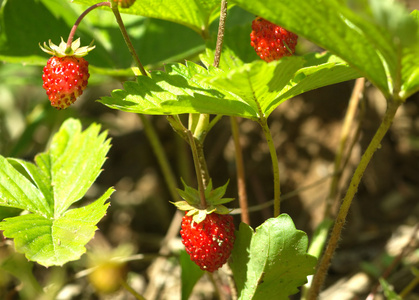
[186,130,207,209]
[66,2,111,52]
[230,117,250,225]
[259,116,281,217]
[213,0,228,68]
[307,98,402,299]
[111,3,148,77]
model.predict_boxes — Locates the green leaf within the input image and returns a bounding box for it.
[198,52,360,118]
[0,156,50,217]
[180,250,205,300]
[100,61,257,119]
[73,0,221,37]
[101,52,359,119]
[401,10,419,99]
[0,118,113,266]
[230,214,317,300]
[0,189,112,267]
[230,0,419,100]
[379,278,402,300]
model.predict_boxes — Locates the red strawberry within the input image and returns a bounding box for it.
[42,56,89,109]
[250,17,298,62]
[40,38,95,109]
[111,0,136,8]
[180,212,235,272]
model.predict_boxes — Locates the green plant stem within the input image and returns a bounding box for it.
[400,268,419,298]
[186,130,207,208]
[191,113,210,142]
[259,117,281,217]
[139,114,180,202]
[111,3,147,76]
[230,117,250,224]
[307,99,402,300]
[213,0,228,68]
[195,140,210,187]
[66,2,111,50]
[325,77,365,218]
[120,278,147,300]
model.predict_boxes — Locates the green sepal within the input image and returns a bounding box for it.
[40,38,95,58]
[171,179,234,223]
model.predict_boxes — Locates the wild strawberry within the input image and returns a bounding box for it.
[180,212,235,272]
[40,38,94,109]
[250,17,298,62]
[111,0,136,9]
[172,180,236,272]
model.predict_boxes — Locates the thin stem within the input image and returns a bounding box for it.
[186,130,207,208]
[400,271,419,298]
[139,114,180,203]
[229,172,333,215]
[66,2,111,51]
[230,117,250,224]
[259,117,281,217]
[366,223,419,299]
[120,278,147,300]
[111,3,147,76]
[307,99,402,300]
[213,0,228,68]
[324,77,365,218]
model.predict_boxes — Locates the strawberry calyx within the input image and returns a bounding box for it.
[171,179,234,224]
[40,38,95,58]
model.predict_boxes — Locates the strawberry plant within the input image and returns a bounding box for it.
[0,0,419,299]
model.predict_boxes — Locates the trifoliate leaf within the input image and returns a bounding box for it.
[0,118,113,266]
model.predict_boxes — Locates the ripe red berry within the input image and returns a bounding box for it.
[40,38,94,109]
[111,0,136,8]
[250,17,298,62]
[42,56,89,109]
[180,212,235,272]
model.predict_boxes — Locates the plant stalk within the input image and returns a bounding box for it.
[324,77,365,218]
[120,278,147,300]
[111,3,148,76]
[213,0,228,68]
[187,130,208,208]
[139,115,180,203]
[259,117,281,217]
[230,117,250,224]
[307,99,402,299]
[66,2,111,51]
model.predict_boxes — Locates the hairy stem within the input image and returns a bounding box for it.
[111,3,147,76]
[66,2,111,51]
[259,117,281,217]
[187,130,207,208]
[213,0,228,68]
[308,99,402,299]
